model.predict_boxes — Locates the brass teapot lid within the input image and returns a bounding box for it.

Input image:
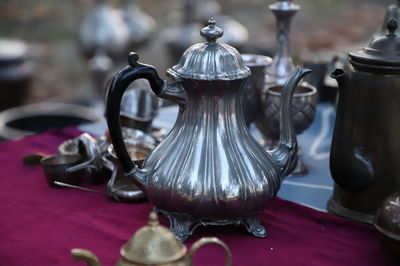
[349,18,400,74]
[120,212,187,265]
[166,18,250,81]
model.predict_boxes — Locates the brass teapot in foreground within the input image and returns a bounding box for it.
[329,19,400,223]
[72,212,232,265]
[106,19,311,241]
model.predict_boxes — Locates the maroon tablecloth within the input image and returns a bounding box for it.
[0,128,396,266]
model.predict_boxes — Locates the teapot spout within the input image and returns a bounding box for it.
[330,68,374,191]
[267,67,312,178]
[71,249,101,266]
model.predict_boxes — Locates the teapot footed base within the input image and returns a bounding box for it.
[155,208,268,242]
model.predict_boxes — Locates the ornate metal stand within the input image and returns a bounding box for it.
[156,209,268,242]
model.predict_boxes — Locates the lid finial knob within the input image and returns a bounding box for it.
[148,211,159,227]
[200,18,223,43]
[128,52,140,67]
[387,18,398,37]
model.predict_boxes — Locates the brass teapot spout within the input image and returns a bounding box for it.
[71,212,232,266]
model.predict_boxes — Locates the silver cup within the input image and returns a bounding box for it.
[241,54,272,125]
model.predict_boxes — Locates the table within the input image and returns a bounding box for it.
[0,106,396,265]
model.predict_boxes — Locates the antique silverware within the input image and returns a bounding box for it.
[65,134,103,170]
[106,141,153,203]
[106,19,311,241]
[22,153,50,166]
[328,19,400,223]
[53,181,112,197]
[256,0,318,176]
[120,80,161,133]
[255,84,317,176]
[58,135,109,156]
[71,212,232,266]
[40,154,82,188]
[264,0,299,87]
[374,192,400,262]
[79,0,129,60]
[162,0,248,64]
[24,152,85,187]
[60,133,110,185]
[122,0,156,50]
[241,54,272,125]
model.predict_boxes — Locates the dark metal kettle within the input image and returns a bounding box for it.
[329,18,400,223]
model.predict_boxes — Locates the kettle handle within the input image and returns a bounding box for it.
[105,52,164,173]
[187,237,232,266]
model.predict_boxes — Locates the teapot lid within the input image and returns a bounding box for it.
[120,212,187,264]
[349,18,400,74]
[166,18,251,81]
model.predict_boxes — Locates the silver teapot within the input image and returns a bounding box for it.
[106,19,311,242]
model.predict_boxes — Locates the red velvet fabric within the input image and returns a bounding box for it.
[0,128,395,266]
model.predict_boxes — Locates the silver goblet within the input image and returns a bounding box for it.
[255,82,317,176]
[241,54,273,125]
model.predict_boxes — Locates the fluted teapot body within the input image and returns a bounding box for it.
[106,19,310,241]
[144,78,283,219]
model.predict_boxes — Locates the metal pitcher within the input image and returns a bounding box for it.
[329,18,400,223]
[106,19,311,241]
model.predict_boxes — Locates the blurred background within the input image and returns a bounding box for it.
[0,0,390,143]
[0,0,389,104]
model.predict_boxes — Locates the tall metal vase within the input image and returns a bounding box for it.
[264,0,299,87]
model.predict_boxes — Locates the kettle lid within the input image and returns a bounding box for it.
[166,18,251,81]
[120,212,187,264]
[349,18,400,74]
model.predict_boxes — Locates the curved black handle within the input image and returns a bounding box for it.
[105,53,164,173]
